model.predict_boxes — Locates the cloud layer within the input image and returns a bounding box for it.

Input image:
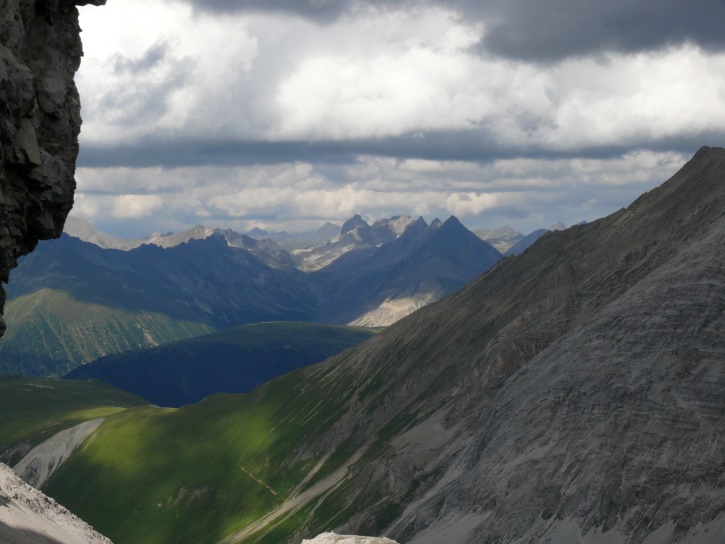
[184,0,725,60]
[73,0,722,238]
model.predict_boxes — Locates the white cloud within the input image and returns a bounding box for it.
[72,3,714,241]
[446,192,500,216]
[79,3,725,152]
[111,195,165,219]
[78,0,259,144]
[72,150,686,238]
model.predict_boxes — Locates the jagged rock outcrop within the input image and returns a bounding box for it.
[0,0,104,336]
[0,461,112,543]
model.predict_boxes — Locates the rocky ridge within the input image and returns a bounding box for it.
[0,0,105,336]
[274,146,725,543]
[0,461,111,544]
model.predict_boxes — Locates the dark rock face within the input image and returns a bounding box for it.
[0,0,104,336]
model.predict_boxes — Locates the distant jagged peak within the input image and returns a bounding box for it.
[317,221,341,234]
[438,215,469,232]
[433,215,498,246]
[63,215,94,234]
[371,214,415,237]
[341,214,370,235]
[64,215,144,251]
[145,224,217,248]
[405,216,428,234]
[430,217,443,229]
[246,227,269,238]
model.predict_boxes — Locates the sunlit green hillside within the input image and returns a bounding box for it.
[42,331,426,544]
[0,376,147,466]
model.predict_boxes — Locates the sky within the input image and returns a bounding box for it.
[73,0,725,238]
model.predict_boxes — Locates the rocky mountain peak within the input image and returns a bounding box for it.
[0,0,106,336]
[246,227,269,238]
[439,214,464,229]
[341,214,369,235]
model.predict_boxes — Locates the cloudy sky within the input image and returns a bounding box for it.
[74,0,725,238]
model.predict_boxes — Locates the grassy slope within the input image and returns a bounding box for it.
[22,148,725,544]
[65,322,379,407]
[0,289,214,376]
[0,376,148,466]
[44,350,369,544]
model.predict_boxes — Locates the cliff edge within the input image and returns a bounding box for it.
[0,0,104,335]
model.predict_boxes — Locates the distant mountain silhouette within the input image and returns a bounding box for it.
[312,216,502,325]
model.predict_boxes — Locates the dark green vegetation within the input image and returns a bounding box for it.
[45,349,386,544]
[1,234,318,376]
[0,376,146,466]
[0,289,213,376]
[2,215,500,378]
[27,146,724,543]
[65,322,377,407]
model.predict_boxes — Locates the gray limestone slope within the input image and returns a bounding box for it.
[0,462,112,544]
[13,418,104,489]
[397,210,725,543]
[276,146,724,542]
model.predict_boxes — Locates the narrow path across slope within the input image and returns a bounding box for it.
[227,442,371,543]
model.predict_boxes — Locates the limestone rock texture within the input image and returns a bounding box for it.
[0,0,104,336]
[287,146,724,543]
[0,461,112,544]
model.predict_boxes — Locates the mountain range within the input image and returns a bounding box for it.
[2,214,503,376]
[311,216,502,325]
[0,234,317,375]
[6,146,721,543]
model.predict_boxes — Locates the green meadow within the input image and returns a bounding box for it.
[0,377,147,465]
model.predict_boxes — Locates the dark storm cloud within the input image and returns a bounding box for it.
[184,0,725,61]
[182,0,352,22]
[77,130,719,170]
[466,0,725,62]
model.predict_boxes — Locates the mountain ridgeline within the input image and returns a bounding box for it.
[28,146,725,543]
[311,216,502,325]
[1,214,502,376]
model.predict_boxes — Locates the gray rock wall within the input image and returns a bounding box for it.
[0,0,104,335]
